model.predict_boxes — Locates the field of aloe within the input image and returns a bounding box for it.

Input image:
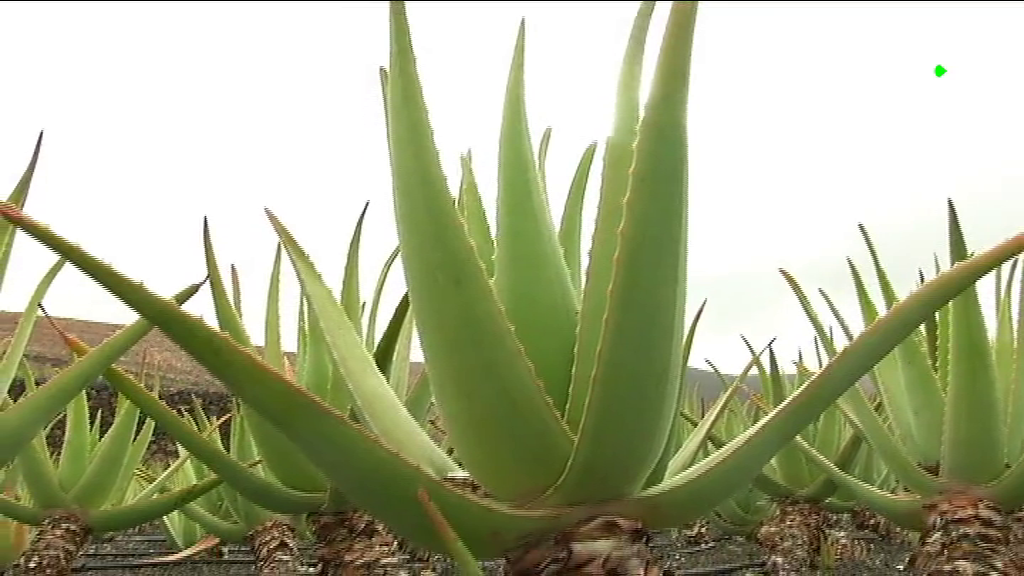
[3,2,1024,575]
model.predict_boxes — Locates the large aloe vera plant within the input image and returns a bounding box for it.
[782,201,1024,573]
[3,2,1024,572]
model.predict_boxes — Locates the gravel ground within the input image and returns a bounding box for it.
[2,522,914,575]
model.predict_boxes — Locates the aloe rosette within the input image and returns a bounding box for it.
[4,319,232,575]
[3,2,1024,572]
[195,210,432,573]
[79,206,423,573]
[134,408,231,563]
[781,201,1024,573]
[736,345,882,574]
[0,136,227,574]
[131,399,305,575]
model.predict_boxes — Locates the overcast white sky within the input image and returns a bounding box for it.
[2,1,1023,373]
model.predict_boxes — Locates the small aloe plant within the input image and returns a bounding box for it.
[782,201,1024,573]
[6,319,230,575]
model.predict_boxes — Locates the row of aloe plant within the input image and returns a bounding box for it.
[3,1,1024,575]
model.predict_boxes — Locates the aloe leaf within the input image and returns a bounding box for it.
[405,375,433,427]
[860,225,945,465]
[565,1,656,435]
[547,0,692,505]
[17,437,71,508]
[677,407,792,500]
[664,349,762,479]
[365,246,401,347]
[1008,260,1024,461]
[0,494,45,526]
[263,244,286,369]
[340,202,368,339]
[943,200,1004,484]
[0,258,64,399]
[256,244,328,494]
[88,475,226,534]
[645,299,707,486]
[69,367,144,508]
[844,259,924,462]
[56,389,91,493]
[386,1,572,502]
[744,344,813,490]
[418,489,485,576]
[558,142,597,296]
[0,132,43,293]
[203,219,253,349]
[610,233,1024,528]
[456,153,495,279]
[230,264,243,320]
[373,293,413,398]
[536,126,552,201]
[298,299,336,402]
[113,417,156,506]
[493,21,579,416]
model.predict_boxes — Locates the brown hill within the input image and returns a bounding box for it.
[0,311,756,400]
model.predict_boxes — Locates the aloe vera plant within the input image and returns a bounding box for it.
[6,319,230,576]
[3,3,1024,573]
[79,209,423,574]
[782,201,1024,573]
[0,135,227,575]
[132,400,301,575]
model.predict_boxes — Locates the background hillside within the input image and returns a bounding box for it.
[0,311,767,400]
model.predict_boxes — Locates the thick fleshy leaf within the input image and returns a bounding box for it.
[564,1,656,435]
[17,437,71,509]
[340,202,368,339]
[68,372,145,509]
[1007,260,1024,461]
[493,21,579,416]
[558,142,597,296]
[87,475,227,534]
[645,299,707,487]
[365,246,401,348]
[0,258,64,399]
[456,153,494,278]
[0,132,43,294]
[386,1,572,501]
[546,0,693,505]
[942,200,1004,484]
[859,225,944,465]
[536,127,552,201]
